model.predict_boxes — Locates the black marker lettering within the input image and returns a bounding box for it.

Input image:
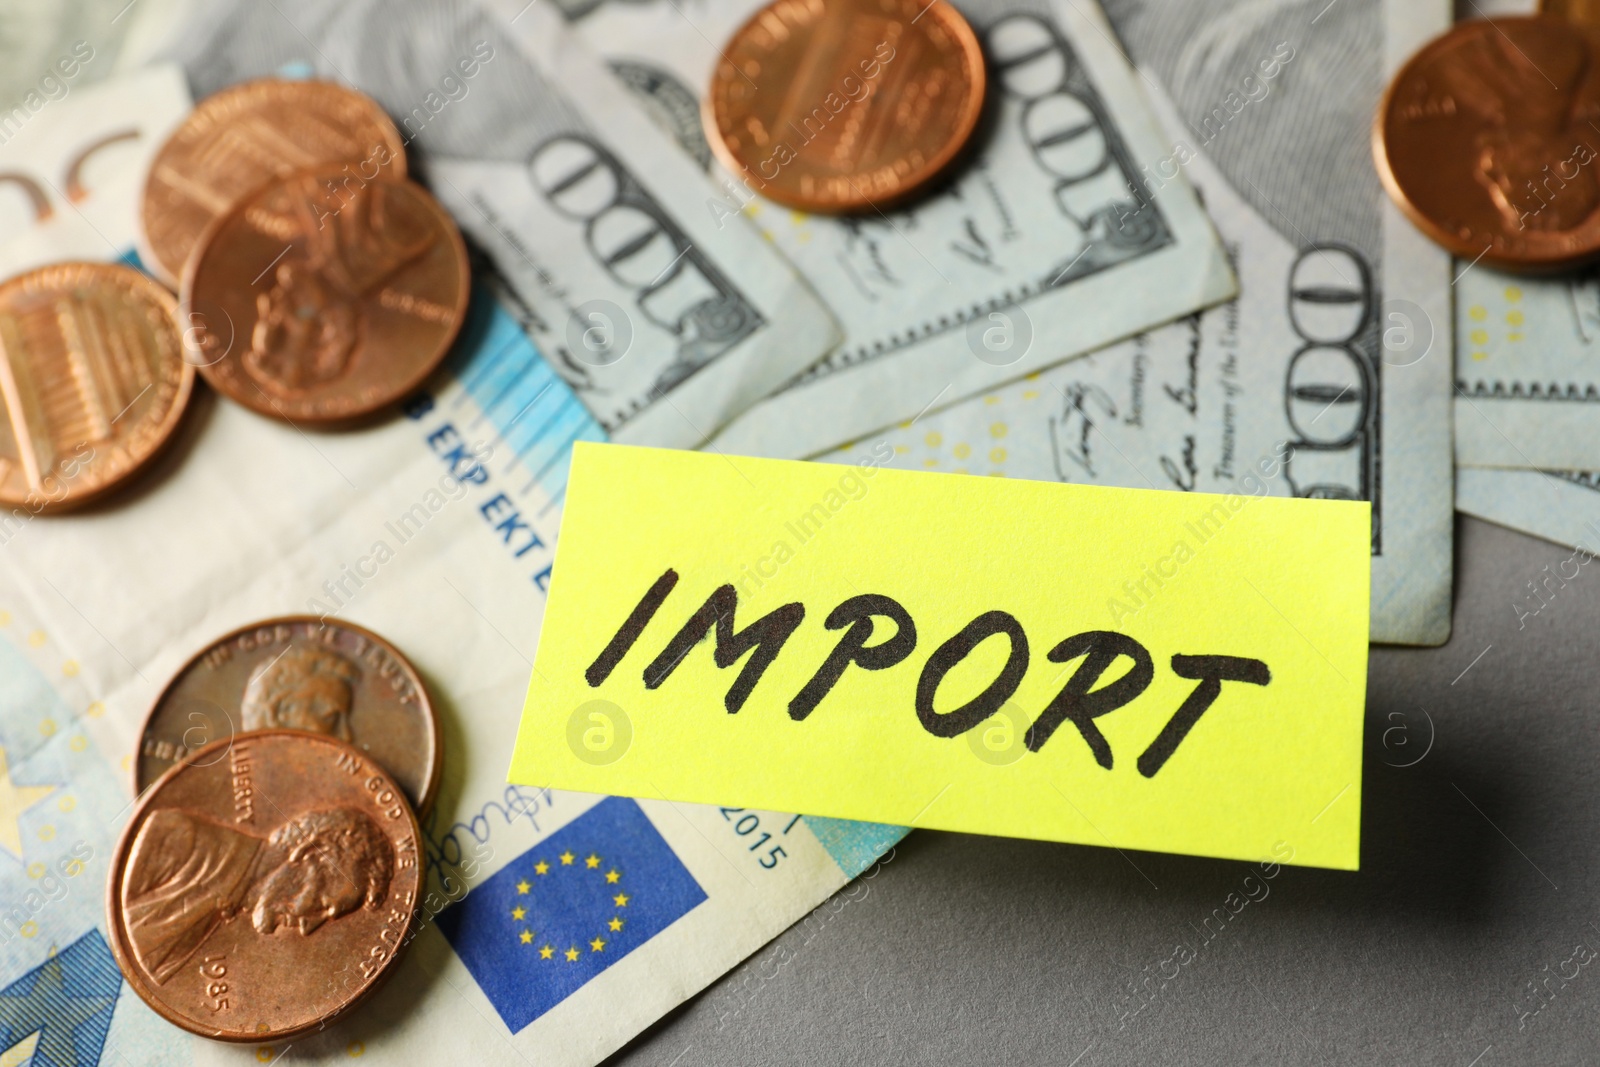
[586,568,677,686]
[1025,631,1152,765]
[1137,655,1271,777]
[916,611,1029,738]
[790,594,916,721]
[643,585,804,713]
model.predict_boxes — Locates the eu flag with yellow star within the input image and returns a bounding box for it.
[437,796,707,1032]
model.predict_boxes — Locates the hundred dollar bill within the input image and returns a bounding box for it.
[816,0,1455,647]
[158,0,841,448]
[559,0,1237,459]
[0,85,902,1067]
[1453,265,1600,470]
[1415,0,1578,472]
[0,579,192,1067]
[1456,466,1600,559]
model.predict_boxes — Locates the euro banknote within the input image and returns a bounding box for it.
[0,66,902,1067]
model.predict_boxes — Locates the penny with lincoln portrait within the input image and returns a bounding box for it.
[107,730,423,1041]
[181,167,469,423]
[136,617,441,816]
[1375,15,1600,270]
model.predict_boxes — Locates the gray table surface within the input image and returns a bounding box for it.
[629,4,1548,1061]
[612,515,1600,1066]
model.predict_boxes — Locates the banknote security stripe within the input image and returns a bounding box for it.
[510,444,1371,870]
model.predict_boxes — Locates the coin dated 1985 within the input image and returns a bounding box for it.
[0,262,194,513]
[1374,15,1600,270]
[139,78,407,288]
[135,616,442,816]
[107,730,422,1042]
[181,168,470,423]
[705,0,987,213]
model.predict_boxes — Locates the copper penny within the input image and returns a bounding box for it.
[136,616,442,817]
[108,730,423,1042]
[0,262,193,513]
[1375,16,1600,270]
[139,78,407,288]
[1545,0,1600,28]
[705,0,986,213]
[182,169,469,423]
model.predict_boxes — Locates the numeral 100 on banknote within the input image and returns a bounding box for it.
[1283,243,1378,544]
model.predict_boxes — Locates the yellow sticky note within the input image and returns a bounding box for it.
[511,443,1370,870]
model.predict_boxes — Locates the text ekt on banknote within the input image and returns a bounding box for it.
[0,58,902,1067]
